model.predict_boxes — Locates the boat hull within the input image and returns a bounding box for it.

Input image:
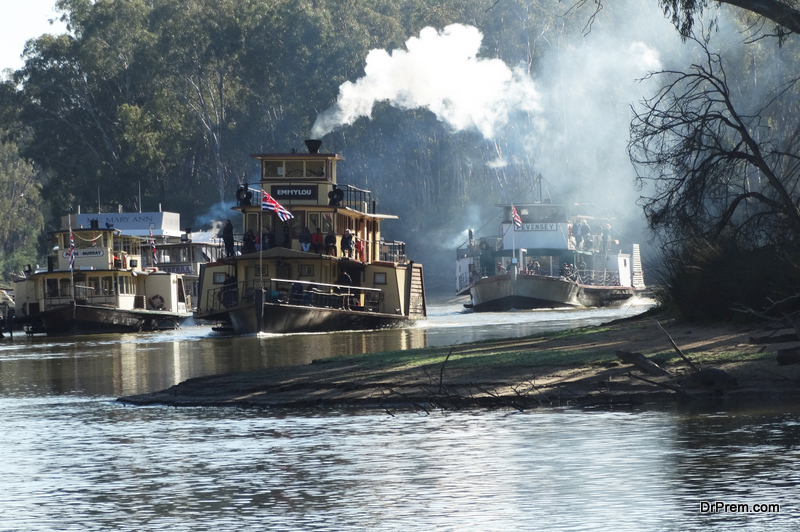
[224,292,410,335]
[468,273,636,312]
[18,302,190,336]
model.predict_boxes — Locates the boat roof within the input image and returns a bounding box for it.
[250,152,345,161]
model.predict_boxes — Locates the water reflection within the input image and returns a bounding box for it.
[0,300,651,398]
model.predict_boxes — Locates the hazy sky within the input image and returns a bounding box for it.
[0,0,67,73]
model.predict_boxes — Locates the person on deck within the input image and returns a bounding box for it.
[222,219,235,257]
[311,228,323,254]
[340,229,354,258]
[324,231,337,256]
[299,227,312,252]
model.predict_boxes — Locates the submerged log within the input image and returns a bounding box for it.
[681,368,737,391]
[615,350,670,377]
[777,347,800,366]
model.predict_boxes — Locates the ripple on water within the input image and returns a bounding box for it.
[0,400,798,531]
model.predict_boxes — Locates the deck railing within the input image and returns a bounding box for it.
[203,278,386,314]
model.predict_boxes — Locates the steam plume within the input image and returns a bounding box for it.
[311,24,541,139]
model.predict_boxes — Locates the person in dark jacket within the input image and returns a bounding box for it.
[340,229,354,258]
[222,219,235,257]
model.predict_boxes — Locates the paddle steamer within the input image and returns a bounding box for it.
[194,139,427,334]
[13,223,192,335]
[456,197,645,311]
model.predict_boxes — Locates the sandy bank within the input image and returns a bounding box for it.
[119,312,800,411]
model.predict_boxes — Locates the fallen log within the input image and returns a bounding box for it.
[749,333,799,344]
[616,350,670,377]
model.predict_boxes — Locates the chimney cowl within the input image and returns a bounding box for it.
[305,139,322,154]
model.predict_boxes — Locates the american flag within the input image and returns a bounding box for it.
[262,191,294,222]
[69,228,75,269]
[511,205,522,228]
[149,227,158,265]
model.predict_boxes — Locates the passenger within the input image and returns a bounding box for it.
[580,220,592,250]
[311,228,323,254]
[340,229,354,258]
[299,227,312,252]
[242,230,256,254]
[324,231,337,256]
[601,223,611,253]
[336,270,352,286]
[222,219,235,257]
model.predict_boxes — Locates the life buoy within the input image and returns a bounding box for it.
[149,295,165,310]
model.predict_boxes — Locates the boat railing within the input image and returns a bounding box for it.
[379,241,406,263]
[204,278,385,314]
[577,270,622,287]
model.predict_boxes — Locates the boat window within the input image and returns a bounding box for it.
[262,161,283,178]
[59,278,71,297]
[88,276,100,295]
[308,213,320,233]
[300,265,313,276]
[46,279,59,297]
[306,160,325,177]
[374,272,387,285]
[277,263,291,279]
[102,276,114,295]
[285,161,304,177]
[289,211,305,236]
[322,213,333,233]
[254,265,269,277]
[336,214,350,233]
[246,213,258,235]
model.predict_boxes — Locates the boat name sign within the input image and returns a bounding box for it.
[515,223,558,231]
[271,185,318,200]
[61,249,105,258]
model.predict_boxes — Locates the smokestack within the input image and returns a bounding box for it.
[305,139,322,154]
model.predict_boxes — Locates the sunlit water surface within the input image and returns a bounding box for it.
[1,298,798,530]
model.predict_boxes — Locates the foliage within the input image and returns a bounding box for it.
[650,237,800,320]
[0,137,45,281]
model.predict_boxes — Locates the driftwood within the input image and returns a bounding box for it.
[616,350,670,376]
[628,372,691,398]
[653,319,701,373]
[777,347,800,366]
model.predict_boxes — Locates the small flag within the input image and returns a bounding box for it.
[69,228,75,269]
[511,205,522,228]
[149,227,158,265]
[262,190,294,222]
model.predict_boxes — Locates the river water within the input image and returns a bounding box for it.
[1,297,798,530]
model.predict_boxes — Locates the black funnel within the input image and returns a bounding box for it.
[305,139,322,154]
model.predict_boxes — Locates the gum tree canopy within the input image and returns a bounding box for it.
[577,0,800,37]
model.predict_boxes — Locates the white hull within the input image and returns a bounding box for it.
[468,273,635,311]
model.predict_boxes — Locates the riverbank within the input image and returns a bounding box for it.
[119,310,800,411]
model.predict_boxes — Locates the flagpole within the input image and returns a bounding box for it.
[69,216,75,301]
[259,188,263,291]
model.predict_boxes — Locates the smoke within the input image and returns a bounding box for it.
[192,201,240,232]
[311,24,541,140]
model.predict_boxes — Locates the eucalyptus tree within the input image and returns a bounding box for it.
[0,137,45,280]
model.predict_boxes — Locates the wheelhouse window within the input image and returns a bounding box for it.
[263,161,284,178]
